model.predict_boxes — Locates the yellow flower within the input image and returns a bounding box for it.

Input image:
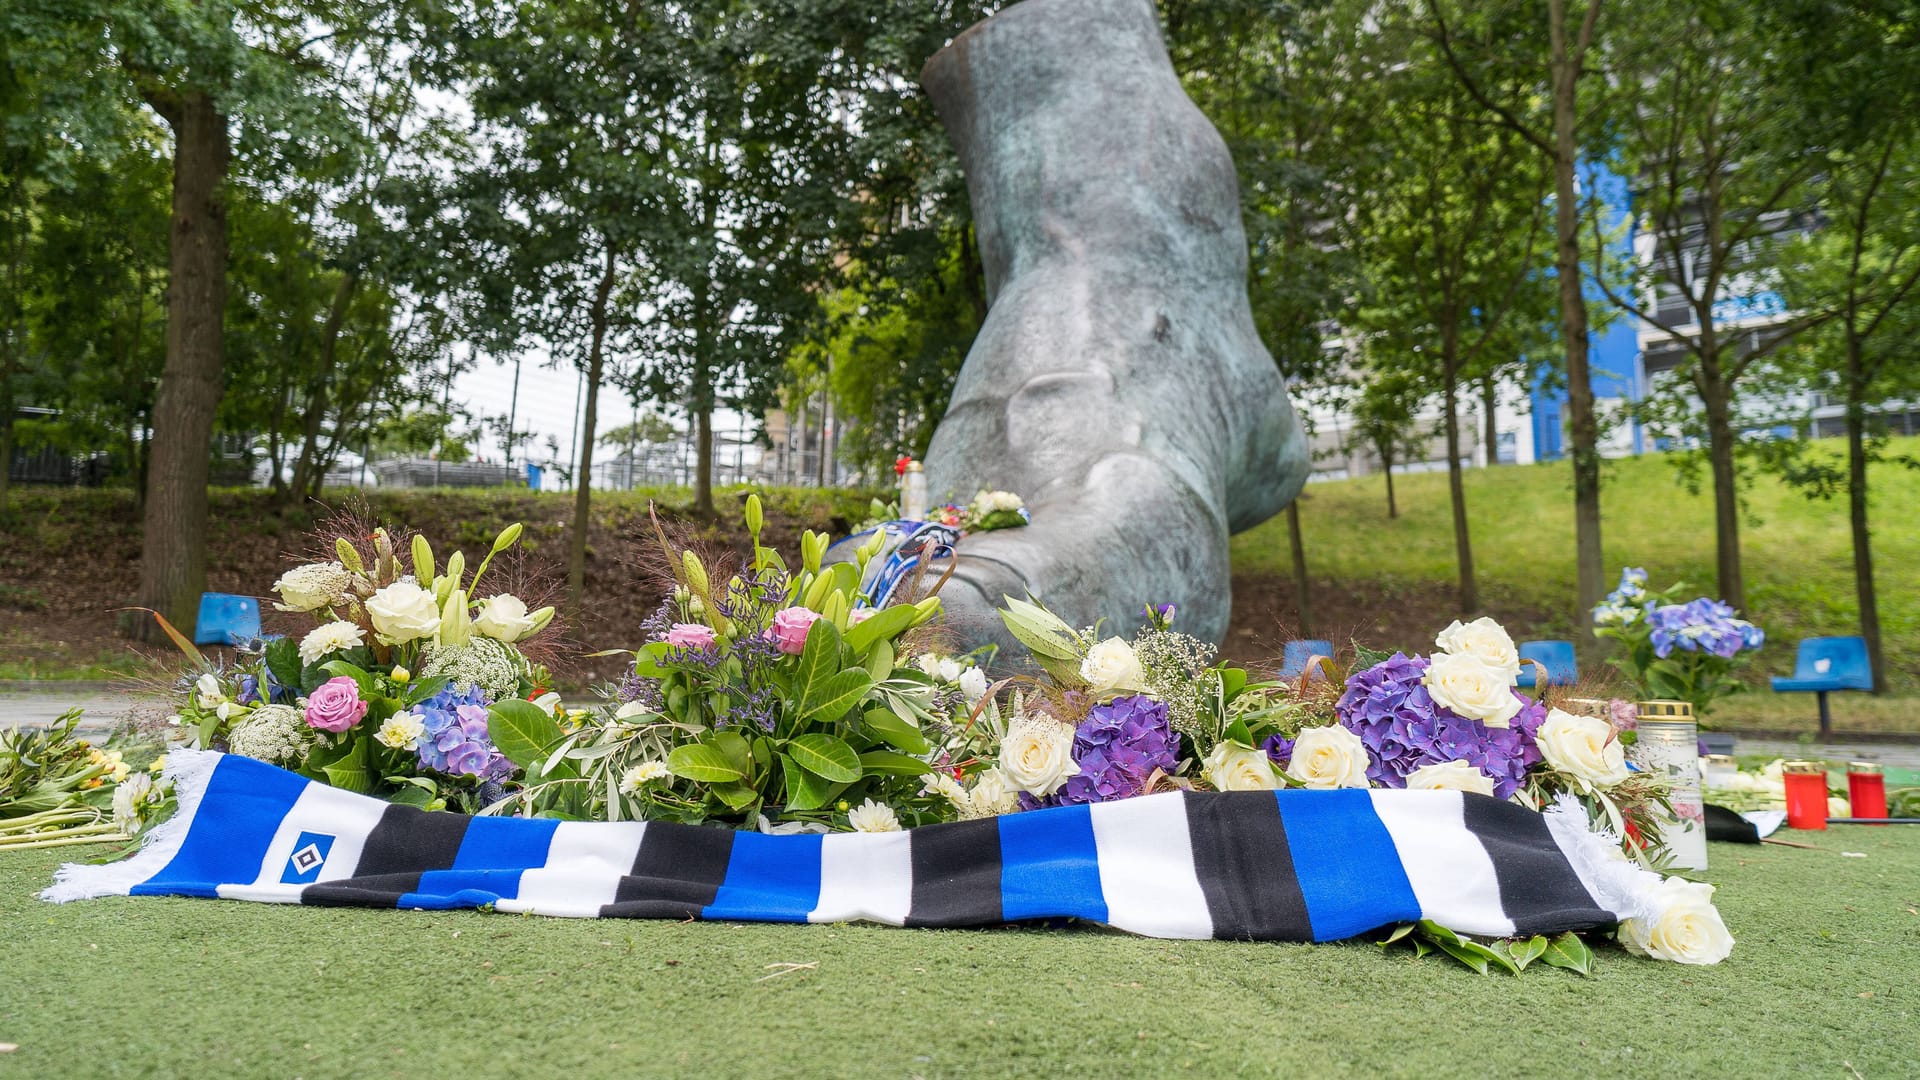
[150,755,169,774]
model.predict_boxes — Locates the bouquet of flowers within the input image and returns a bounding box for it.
[162,521,565,811]
[0,710,171,850]
[1593,567,1764,718]
[501,495,952,831]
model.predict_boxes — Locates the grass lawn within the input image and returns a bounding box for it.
[1232,435,1920,705]
[5,829,1919,1079]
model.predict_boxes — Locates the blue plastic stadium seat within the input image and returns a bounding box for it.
[1771,636,1872,736]
[1279,639,1335,679]
[194,593,262,646]
[1515,639,1578,689]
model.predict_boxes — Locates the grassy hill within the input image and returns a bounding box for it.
[1231,436,1920,703]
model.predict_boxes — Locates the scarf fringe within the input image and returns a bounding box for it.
[1542,792,1664,925]
[39,748,222,903]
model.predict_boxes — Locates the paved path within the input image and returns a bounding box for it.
[0,688,156,733]
[1732,736,1920,770]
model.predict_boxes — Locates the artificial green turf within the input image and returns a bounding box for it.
[5,831,1919,1080]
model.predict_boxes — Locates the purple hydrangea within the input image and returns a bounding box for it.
[1025,695,1180,809]
[1334,653,1545,800]
[416,684,514,781]
[1647,597,1764,659]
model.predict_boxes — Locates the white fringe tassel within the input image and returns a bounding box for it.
[1541,793,1664,925]
[39,748,224,904]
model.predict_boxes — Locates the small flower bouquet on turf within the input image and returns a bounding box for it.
[159,521,564,811]
[1593,567,1764,719]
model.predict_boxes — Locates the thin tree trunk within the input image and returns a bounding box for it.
[1696,340,1744,610]
[1442,353,1477,612]
[1550,0,1606,629]
[0,411,12,516]
[1383,447,1398,519]
[1480,373,1499,465]
[1286,500,1311,637]
[1844,333,1884,693]
[569,248,618,608]
[290,270,360,499]
[134,90,230,640]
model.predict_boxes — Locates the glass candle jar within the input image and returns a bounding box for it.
[1782,761,1830,830]
[1629,700,1708,869]
[900,461,929,522]
[1848,762,1888,821]
[1701,754,1739,789]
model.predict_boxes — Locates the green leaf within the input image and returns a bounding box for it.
[802,670,874,724]
[711,782,759,813]
[633,641,675,678]
[1510,935,1550,971]
[787,733,862,783]
[844,604,918,655]
[858,750,934,777]
[487,699,565,769]
[711,731,754,779]
[998,597,1082,660]
[1540,932,1594,977]
[402,676,450,707]
[1219,667,1248,702]
[864,639,895,683]
[1428,934,1492,975]
[1378,923,1416,947]
[781,753,832,811]
[666,743,746,784]
[1478,939,1522,976]
[793,618,846,705]
[861,707,931,755]
[319,660,378,698]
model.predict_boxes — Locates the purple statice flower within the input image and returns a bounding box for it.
[1262,734,1294,768]
[415,684,514,781]
[1334,653,1544,800]
[1026,695,1180,809]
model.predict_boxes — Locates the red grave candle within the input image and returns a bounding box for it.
[1783,762,1829,830]
[1848,762,1888,821]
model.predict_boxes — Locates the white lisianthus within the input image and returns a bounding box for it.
[1422,650,1523,728]
[620,760,671,794]
[961,768,1022,818]
[958,667,990,704]
[922,772,968,809]
[474,594,539,643]
[1433,617,1522,683]
[299,621,366,666]
[970,489,1025,514]
[272,562,351,613]
[375,710,427,751]
[914,654,965,683]
[1079,637,1145,696]
[848,798,902,833]
[1536,708,1631,789]
[998,715,1080,797]
[1203,742,1281,791]
[1285,725,1372,789]
[194,673,226,706]
[1619,877,1734,965]
[1405,759,1497,796]
[365,581,441,644]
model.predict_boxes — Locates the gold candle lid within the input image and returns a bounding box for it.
[1637,699,1694,720]
[1848,761,1883,775]
[904,461,923,472]
[1704,754,1737,767]
[1560,697,1611,719]
[1782,760,1827,775]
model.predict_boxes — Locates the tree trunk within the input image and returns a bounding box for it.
[1286,500,1311,636]
[1696,348,1745,611]
[1442,354,1477,612]
[0,409,12,516]
[1383,446,1397,519]
[1844,333,1884,693]
[134,91,230,640]
[1549,0,1606,630]
[568,248,618,608]
[290,270,360,500]
[1480,373,1499,465]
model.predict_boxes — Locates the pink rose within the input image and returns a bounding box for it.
[305,676,369,733]
[848,607,876,626]
[666,622,717,650]
[770,606,822,655]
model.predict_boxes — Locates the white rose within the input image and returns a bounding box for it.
[1079,637,1145,696]
[998,715,1080,797]
[1434,617,1522,682]
[847,798,902,833]
[1619,877,1734,965]
[1536,708,1631,789]
[1405,759,1497,796]
[1285,725,1372,789]
[271,562,350,613]
[365,581,441,644]
[1423,651,1523,728]
[958,667,990,704]
[474,593,539,642]
[1203,742,1281,791]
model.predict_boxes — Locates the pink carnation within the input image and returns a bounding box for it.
[305,676,369,733]
[666,623,717,650]
[770,606,822,655]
